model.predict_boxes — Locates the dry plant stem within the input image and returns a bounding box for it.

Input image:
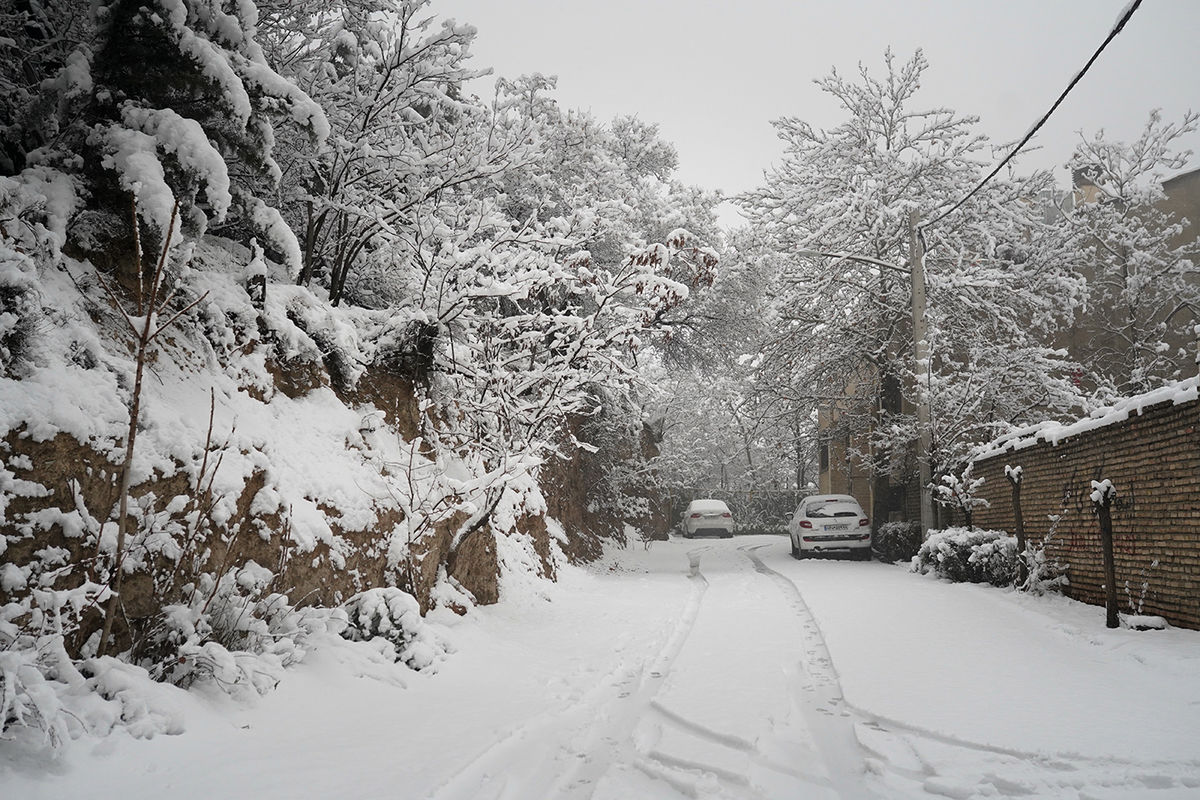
[201,520,243,616]
[272,515,293,595]
[162,388,225,604]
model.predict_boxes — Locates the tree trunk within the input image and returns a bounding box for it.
[1096,499,1119,628]
[299,199,317,286]
[1008,473,1027,586]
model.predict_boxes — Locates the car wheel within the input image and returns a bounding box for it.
[853,548,871,562]
[789,535,799,558]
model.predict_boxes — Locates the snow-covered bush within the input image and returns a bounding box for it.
[1020,514,1069,596]
[0,636,76,745]
[1,581,117,745]
[913,527,1019,586]
[341,588,449,672]
[0,638,187,746]
[0,262,40,377]
[138,563,344,696]
[1,580,189,746]
[872,521,923,564]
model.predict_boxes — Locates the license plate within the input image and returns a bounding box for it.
[826,523,849,531]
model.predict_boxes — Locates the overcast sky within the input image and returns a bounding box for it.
[429,0,1199,226]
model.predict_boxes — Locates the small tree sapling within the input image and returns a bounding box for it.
[94,201,208,656]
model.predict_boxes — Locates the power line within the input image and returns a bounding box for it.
[921,0,1144,231]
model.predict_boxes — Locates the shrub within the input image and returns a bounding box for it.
[0,260,41,378]
[341,588,449,672]
[138,563,344,696]
[0,580,191,745]
[913,527,1019,586]
[873,521,923,564]
[1020,515,1069,596]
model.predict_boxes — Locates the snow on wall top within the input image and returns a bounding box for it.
[971,376,1199,461]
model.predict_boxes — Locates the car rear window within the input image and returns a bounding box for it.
[805,501,862,518]
[688,500,730,514]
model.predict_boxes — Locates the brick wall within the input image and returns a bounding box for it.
[969,395,1200,629]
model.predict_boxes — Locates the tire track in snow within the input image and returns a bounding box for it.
[743,545,1200,800]
[427,546,711,800]
[635,548,836,796]
[547,547,712,797]
[641,699,830,791]
[740,545,881,800]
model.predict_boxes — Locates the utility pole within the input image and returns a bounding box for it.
[796,236,935,533]
[909,211,935,535]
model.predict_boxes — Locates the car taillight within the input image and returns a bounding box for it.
[858,518,870,527]
[721,512,732,518]
[799,520,812,529]
[689,513,701,518]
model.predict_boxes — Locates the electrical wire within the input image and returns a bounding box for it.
[920,0,1143,231]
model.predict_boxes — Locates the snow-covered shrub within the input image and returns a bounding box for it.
[1,171,79,377]
[341,588,449,672]
[1022,542,1068,595]
[0,263,41,377]
[1,581,111,744]
[913,527,1019,586]
[138,563,342,696]
[872,521,922,564]
[1020,514,1069,596]
[1,636,188,746]
[1124,559,1159,614]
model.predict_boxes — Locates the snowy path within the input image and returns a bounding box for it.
[428,547,711,800]
[432,542,882,799]
[4,535,1200,800]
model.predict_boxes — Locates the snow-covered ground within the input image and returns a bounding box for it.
[4,534,1200,799]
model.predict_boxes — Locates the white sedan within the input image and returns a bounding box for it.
[680,499,735,538]
[787,494,871,560]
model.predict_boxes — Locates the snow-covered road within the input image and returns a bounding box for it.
[5,535,1200,799]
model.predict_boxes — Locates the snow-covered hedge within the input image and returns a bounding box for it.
[872,521,923,564]
[912,527,1019,586]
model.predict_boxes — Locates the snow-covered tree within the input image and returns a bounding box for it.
[1066,110,1200,394]
[260,0,536,304]
[2,0,326,264]
[933,463,989,530]
[648,229,816,516]
[738,49,1085,508]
